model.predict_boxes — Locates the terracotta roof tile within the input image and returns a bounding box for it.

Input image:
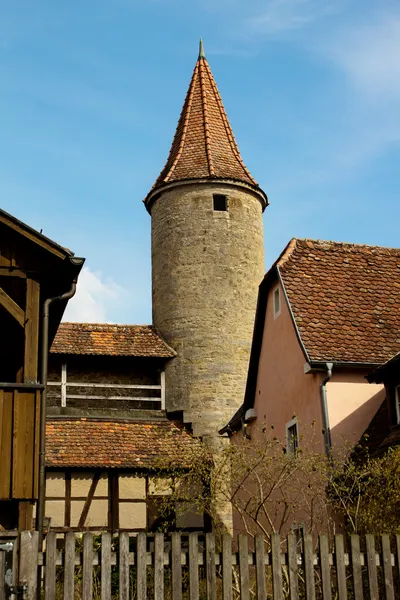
[145,46,266,204]
[278,239,400,364]
[46,418,199,468]
[51,323,176,358]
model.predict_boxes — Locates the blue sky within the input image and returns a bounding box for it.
[1,0,399,323]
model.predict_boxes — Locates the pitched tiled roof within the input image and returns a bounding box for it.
[145,43,266,205]
[278,239,400,364]
[46,418,199,468]
[51,323,176,358]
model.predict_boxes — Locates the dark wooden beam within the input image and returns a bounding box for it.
[0,287,24,327]
[0,214,65,259]
[24,279,40,382]
[0,268,26,278]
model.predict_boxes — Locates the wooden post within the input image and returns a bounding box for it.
[119,533,129,600]
[319,535,331,600]
[64,532,75,600]
[136,532,147,600]
[335,534,347,600]
[287,534,299,600]
[61,363,67,408]
[238,534,249,600]
[24,279,40,383]
[271,533,283,600]
[189,533,199,600]
[160,371,166,410]
[82,532,93,600]
[45,531,57,600]
[171,532,182,600]
[222,534,233,600]
[303,534,316,600]
[206,533,216,600]
[19,531,39,600]
[0,551,6,600]
[381,534,394,600]
[365,535,379,600]
[154,532,164,600]
[101,532,112,600]
[350,535,363,600]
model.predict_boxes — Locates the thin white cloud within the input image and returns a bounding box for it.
[246,0,333,36]
[63,267,129,323]
[323,13,400,103]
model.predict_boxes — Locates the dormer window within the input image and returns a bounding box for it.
[213,194,228,212]
[273,286,281,319]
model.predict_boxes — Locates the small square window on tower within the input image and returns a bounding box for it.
[213,194,228,211]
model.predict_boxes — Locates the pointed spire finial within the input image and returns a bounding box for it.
[198,38,205,59]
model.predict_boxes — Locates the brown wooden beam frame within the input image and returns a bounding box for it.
[0,214,66,259]
[0,268,26,279]
[0,287,24,327]
[24,278,40,383]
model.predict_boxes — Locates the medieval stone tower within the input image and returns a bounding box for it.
[144,41,268,436]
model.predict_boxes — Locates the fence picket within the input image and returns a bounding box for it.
[189,533,199,600]
[255,535,266,600]
[154,532,164,600]
[272,533,283,600]
[222,533,233,600]
[206,533,217,600]
[238,534,249,600]
[171,533,182,600]
[366,535,379,600]
[136,532,147,600]
[381,535,394,600]
[287,534,298,600]
[303,534,316,600]
[19,531,39,600]
[82,532,93,600]
[64,532,75,600]
[0,551,6,600]
[396,535,400,598]
[101,532,111,600]
[350,534,364,600]
[319,534,331,600]
[12,529,400,600]
[45,530,57,600]
[119,532,129,600]
[335,535,347,600]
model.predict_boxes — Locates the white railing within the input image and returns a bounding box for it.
[47,364,166,410]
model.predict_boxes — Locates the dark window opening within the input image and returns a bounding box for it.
[213,194,228,211]
[287,423,299,454]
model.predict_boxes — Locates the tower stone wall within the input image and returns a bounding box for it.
[151,180,265,435]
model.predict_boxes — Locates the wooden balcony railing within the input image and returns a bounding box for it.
[47,370,166,410]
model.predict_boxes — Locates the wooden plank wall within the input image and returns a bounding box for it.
[14,531,400,600]
[0,389,40,500]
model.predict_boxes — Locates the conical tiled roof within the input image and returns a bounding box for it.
[146,41,265,205]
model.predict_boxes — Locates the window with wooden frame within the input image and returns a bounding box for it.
[286,418,299,454]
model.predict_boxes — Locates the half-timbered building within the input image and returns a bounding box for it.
[43,323,202,532]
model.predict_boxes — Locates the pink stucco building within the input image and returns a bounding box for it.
[222,238,400,459]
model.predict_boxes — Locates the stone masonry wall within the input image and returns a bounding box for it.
[151,181,265,435]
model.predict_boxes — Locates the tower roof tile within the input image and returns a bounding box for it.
[146,41,264,204]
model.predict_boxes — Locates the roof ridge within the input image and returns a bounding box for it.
[59,322,154,328]
[199,59,215,176]
[293,237,400,252]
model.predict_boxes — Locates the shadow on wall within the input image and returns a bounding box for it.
[330,389,386,452]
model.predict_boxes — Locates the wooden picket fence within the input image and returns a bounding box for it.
[5,530,400,599]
